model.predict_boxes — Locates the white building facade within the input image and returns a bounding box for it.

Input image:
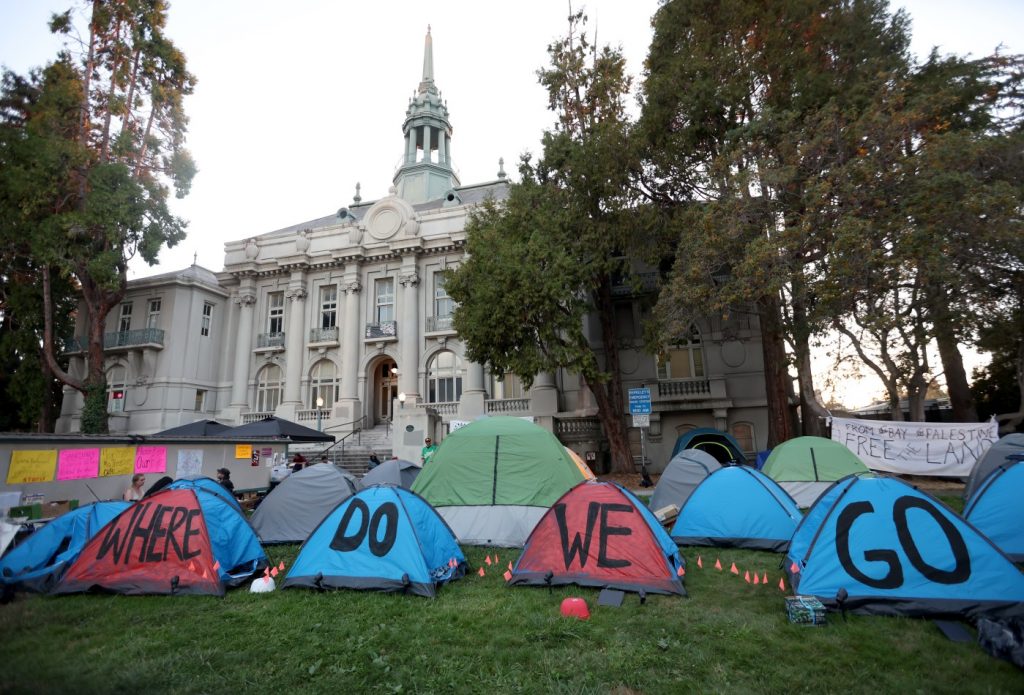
[56,30,771,471]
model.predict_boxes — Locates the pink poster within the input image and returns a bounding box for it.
[57,448,100,480]
[135,446,167,474]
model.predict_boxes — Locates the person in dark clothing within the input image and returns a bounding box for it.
[216,467,235,493]
[368,452,381,470]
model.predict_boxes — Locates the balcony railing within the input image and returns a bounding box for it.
[65,328,165,353]
[656,378,711,398]
[309,327,339,343]
[241,411,274,424]
[416,401,458,415]
[256,332,286,349]
[486,398,530,413]
[297,408,331,423]
[556,417,602,440]
[425,315,454,332]
[365,321,397,340]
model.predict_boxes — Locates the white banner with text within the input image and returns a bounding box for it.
[830,417,998,476]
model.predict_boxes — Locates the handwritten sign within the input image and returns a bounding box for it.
[830,417,998,476]
[57,448,100,480]
[7,450,57,484]
[135,446,167,474]
[100,447,136,477]
[177,449,203,478]
[235,444,252,460]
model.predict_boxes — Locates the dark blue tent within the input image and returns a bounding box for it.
[964,460,1024,562]
[0,501,129,593]
[786,475,1024,620]
[670,466,801,551]
[165,476,242,511]
[670,428,747,466]
[282,485,466,598]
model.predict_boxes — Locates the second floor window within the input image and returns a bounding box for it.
[657,325,705,379]
[146,299,161,329]
[427,350,462,403]
[375,278,394,324]
[118,303,133,333]
[320,285,337,329]
[434,273,454,320]
[267,292,284,333]
[201,302,213,337]
[256,364,283,413]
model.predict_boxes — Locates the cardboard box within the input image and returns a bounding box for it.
[653,504,679,525]
[42,499,79,518]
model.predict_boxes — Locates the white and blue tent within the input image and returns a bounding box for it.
[282,485,466,598]
[670,466,801,552]
[0,501,129,593]
[964,460,1024,562]
[786,475,1024,619]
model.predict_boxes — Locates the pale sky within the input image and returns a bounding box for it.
[1,0,1021,408]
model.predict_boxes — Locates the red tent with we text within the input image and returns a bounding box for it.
[507,481,686,595]
[52,487,267,596]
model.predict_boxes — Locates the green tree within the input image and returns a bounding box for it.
[3,1,196,433]
[446,11,655,473]
[638,0,912,441]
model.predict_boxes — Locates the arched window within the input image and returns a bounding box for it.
[309,360,339,409]
[731,422,755,455]
[427,350,462,403]
[107,366,128,413]
[489,372,525,400]
[256,364,283,413]
[657,325,705,379]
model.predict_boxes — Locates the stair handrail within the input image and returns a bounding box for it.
[318,415,365,460]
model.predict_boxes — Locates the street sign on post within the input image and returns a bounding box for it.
[628,388,651,415]
[632,413,650,428]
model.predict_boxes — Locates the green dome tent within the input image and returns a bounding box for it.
[762,436,870,507]
[411,417,588,546]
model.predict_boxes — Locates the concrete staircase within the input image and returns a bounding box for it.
[324,422,393,478]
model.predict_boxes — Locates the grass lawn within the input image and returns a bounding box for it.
[1,497,1021,693]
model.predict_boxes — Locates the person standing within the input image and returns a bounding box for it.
[216,468,235,494]
[420,437,438,465]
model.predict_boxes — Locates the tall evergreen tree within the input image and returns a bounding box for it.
[446,11,656,473]
[1,1,196,433]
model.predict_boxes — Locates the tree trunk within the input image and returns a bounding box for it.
[591,277,635,475]
[933,315,978,422]
[759,295,795,447]
[790,294,829,437]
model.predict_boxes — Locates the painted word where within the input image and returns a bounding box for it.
[95,502,204,565]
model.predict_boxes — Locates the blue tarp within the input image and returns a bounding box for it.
[0,501,129,592]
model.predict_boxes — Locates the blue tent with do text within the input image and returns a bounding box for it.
[283,485,466,597]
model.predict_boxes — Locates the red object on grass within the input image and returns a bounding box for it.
[560,597,590,620]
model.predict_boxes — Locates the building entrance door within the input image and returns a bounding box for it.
[375,359,398,425]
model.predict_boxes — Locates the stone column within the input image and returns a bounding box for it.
[438,128,447,166]
[458,359,486,419]
[530,371,559,432]
[229,286,257,407]
[282,284,307,406]
[423,126,433,164]
[406,126,417,164]
[335,275,363,427]
[340,276,361,400]
[399,265,420,402]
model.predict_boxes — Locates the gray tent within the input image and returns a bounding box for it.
[359,459,422,490]
[964,433,1024,501]
[250,464,357,543]
[649,449,722,513]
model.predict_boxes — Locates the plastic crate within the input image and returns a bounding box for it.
[785,595,827,626]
